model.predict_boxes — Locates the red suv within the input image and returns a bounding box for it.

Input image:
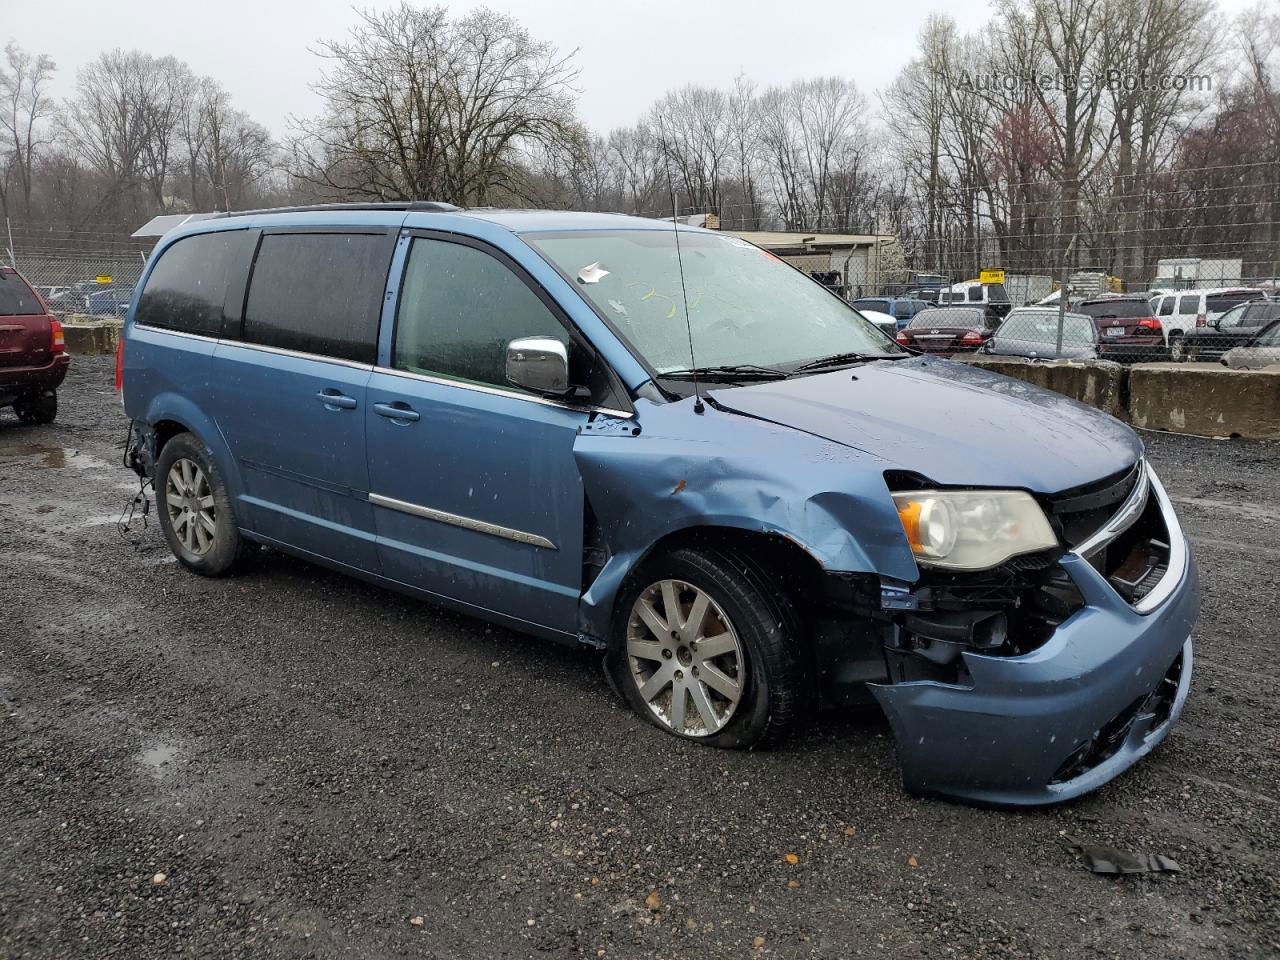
[0,266,68,423]
[1076,296,1164,362]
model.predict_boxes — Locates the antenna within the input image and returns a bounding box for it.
[657,122,704,414]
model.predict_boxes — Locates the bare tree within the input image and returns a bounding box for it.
[62,50,195,214]
[291,2,579,204]
[0,42,56,221]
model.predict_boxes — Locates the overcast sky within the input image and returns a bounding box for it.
[4,0,1254,135]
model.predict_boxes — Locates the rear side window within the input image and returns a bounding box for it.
[966,285,983,302]
[137,231,251,335]
[1177,295,1199,313]
[243,233,390,364]
[0,271,42,316]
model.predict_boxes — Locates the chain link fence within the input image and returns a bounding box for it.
[6,223,1279,368]
[9,254,146,321]
[775,254,1280,368]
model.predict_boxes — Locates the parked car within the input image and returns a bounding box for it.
[1221,320,1280,369]
[895,305,997,354]
[937,280,1013,319]
[1153,287,1265,360]
[1180,298,1280,362]
[79,286,134,318]
[903,287,942,304]
[984,307,1098,359]
[120,204,1197,806]
[850,296,930,330]
[1076,295,1164,362]
[0,265,68,423]
[853,308,898,337]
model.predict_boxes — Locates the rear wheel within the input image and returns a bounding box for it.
[608,547,807,749]
[1169,332,1187,362]
[13,390,57,424]
[155,432,251,576]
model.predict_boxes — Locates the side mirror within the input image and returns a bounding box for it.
[506,337,571,397]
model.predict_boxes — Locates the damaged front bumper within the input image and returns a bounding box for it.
[871,465,1199,807]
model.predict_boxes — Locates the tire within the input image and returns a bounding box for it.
[1169,333,1186,362]
[608,546,807,749]
[154,432,251,577]
[13,390,56,424]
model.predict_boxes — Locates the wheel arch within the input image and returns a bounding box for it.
[140,392,242,498]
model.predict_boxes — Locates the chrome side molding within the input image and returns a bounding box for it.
[368,492,557,550]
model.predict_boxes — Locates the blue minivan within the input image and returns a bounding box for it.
[120,203,1199,805]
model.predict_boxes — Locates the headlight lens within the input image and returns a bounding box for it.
[892,489,1058,570]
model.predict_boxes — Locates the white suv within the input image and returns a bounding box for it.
[1154,287,1264,360]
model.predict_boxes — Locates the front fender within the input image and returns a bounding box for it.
[574,398,918,639]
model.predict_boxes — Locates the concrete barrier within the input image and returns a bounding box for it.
[62,318,122,356]
[1128,363,1280,439]
[959,356,1129,419]
[958,355,1280,439]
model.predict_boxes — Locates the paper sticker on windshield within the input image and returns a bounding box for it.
[578,262,609,284]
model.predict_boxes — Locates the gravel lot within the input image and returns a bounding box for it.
[2,356,1277,959]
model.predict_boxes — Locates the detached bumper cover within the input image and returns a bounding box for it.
[871,467,1199,806]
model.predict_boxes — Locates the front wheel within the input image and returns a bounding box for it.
[608,547,807,749]
[154,433,251,576]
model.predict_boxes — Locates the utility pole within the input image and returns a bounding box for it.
[1055,233,1079,359]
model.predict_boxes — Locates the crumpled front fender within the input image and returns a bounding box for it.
[573,397,918,639]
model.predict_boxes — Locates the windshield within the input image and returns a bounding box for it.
[526,230,900,373]
[907,307,985,329]
[997,310,1095,343]
[1078,300,1152,319]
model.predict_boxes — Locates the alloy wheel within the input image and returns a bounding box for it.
[165,458,217,556]
[625,579,745,737]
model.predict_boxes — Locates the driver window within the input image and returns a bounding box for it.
[394,237,570,393]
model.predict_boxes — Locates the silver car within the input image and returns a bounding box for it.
[985,307,1098,360]
[1222,320,1280,369]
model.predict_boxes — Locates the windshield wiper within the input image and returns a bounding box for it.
[660,363,789,381]
[791,352,905,374]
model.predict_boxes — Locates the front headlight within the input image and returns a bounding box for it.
[892,489,1058,571]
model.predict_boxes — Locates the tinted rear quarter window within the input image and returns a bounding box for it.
[137,230,253,336]
[243,232,391,364]
[0,272,42,316]
[1177,295,1200,313]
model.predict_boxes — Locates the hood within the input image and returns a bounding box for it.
[708,357,1141,494]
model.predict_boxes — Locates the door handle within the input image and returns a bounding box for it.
[373,401,421,423]
[316,390,358,410]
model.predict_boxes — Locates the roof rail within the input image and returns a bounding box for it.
[221,200,462,218]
